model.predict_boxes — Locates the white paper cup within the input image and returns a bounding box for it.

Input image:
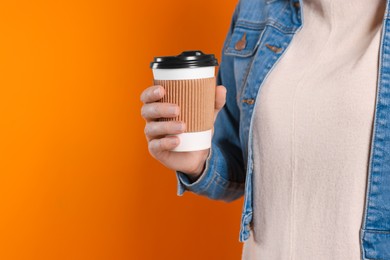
[150,51,218,152]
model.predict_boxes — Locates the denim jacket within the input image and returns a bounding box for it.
[175,0,390,259]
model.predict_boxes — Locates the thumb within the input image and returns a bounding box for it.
[214,85,227,122]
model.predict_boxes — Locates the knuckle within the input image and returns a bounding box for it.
[159,138,167,150]
[159,122,171,135]
[172,121,182,132]
[152,104,161,118]
[157,122,167,135]
[156,121,172,136]
[164,122,171,132]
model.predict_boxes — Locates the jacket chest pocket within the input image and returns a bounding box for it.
[224,23,265,104]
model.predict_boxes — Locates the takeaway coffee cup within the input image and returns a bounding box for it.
[150,50,218,152]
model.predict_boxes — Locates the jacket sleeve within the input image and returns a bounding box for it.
[175,2,246,202]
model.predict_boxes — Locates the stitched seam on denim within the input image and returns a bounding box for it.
[212,145,246,189]
[364,254,387,260]
[266,0,282,4]
[180,146,216,192]
[236,21,266,30]
[194,146,220,194]
[236,57,259,106]
[241,1,301,33]
[183,172,214,194]
[267,3,299,34]
[200,171,218,194]
[237,26,268,100]
[362,18,386,231]
[239,47,279,106]
[266,22,298,35]
[177,171,203,191]
[234,27,271,105]
[224,27,265,107]
[362,229,390,260]
[224,50,258,57]
[235,2,298,34]
[236,19,298,34]
[214,171,245,190]
[215,178,245,201]
[363,229,390,235]
[269,1,289,30]
[360,229,366,260]
[240,155,253,240]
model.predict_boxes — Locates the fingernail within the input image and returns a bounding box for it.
[153,88,161,96]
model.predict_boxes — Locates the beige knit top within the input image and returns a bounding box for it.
[242,0,386,259]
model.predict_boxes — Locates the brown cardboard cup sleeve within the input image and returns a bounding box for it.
[154,77,216,152]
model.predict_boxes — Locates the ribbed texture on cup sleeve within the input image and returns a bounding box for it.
[154,77,215,132]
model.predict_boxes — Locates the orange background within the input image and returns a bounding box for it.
[0,0,244,259]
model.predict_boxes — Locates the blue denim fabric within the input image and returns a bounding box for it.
[175,0,390,258]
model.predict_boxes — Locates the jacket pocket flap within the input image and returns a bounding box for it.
[361,229,390,259]
[224,25,264,58]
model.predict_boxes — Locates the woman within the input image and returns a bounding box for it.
[140,0,390,259]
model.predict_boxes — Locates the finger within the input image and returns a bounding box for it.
[215,85,227,111]
[144,121,186,140]
[214,85,227,122]
[140,85,165,104]
[141,103,180,121]
[148,136,180,156]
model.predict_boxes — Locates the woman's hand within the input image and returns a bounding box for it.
[140,84,226,180]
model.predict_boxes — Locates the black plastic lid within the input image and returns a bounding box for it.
[150,50,218,69]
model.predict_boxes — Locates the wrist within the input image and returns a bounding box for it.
[182,149,210,182]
